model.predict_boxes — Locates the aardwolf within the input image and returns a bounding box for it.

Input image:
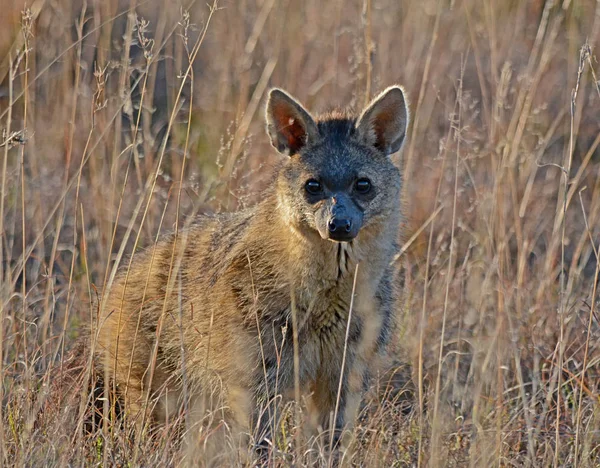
[95,85,409,462]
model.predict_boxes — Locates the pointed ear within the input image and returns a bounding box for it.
[266,88,319,156]
[355,86,409,156]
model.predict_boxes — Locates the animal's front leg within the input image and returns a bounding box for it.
[306,350,357,449]
[303,358,363,468]
[336,356,368,454]
[337,305,388,456]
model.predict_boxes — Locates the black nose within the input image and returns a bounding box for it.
[328,218,352,234]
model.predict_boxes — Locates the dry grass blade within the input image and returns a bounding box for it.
[1,1,600,466]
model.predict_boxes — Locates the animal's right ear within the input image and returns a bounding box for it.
[266,88,319,156]
[355,86,409,156]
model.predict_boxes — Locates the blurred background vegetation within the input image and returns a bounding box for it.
[1,0,599,465]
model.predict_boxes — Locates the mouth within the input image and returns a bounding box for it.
[326,231,357,243]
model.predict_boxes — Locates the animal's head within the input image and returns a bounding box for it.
[266,86,409,243]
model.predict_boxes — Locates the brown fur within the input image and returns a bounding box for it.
[94,86,410,462]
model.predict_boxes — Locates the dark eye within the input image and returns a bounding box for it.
[305,179,323,195]
[355,178,371,194]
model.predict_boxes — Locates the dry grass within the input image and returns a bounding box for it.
[1,0,600,466]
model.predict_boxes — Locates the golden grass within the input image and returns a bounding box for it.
[1,0,600,465]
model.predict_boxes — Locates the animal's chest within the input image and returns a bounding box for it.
[308,284,352,333]
[256,245,383,390]
[293,279,375,372]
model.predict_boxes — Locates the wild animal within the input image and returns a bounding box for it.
[94,85,410,463]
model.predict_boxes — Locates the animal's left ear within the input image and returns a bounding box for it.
[355,86,409,156]
[265,88,319,156]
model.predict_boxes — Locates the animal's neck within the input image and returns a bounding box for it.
[285,227,367,292]
[249,193,393,295]
[243,199,392,336]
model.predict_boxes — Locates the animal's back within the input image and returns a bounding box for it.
[97,208,263,418]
